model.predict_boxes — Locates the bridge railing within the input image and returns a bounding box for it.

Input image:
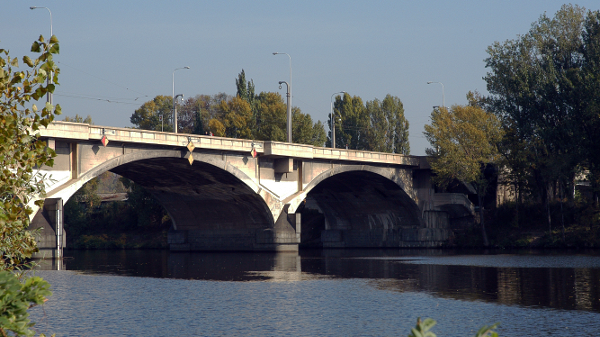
[38,121,420,167]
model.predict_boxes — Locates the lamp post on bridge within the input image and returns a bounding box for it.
[173,66,190,133]
[427,81,445,108]
[273,52,292,142]
[30,6,53,105]
[330,91,346,149]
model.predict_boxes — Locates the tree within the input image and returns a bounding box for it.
[292,107,326,146]
[254,91,287,141]
[218,96,253,139]
[130,95,172,131]
[484,4,600,228]
[63,114,92,124]
[580,10,600,208]
[0,34,59,336]
[364,94,410,154]
[1,35,61,269]
[330,93,368,150]
[235,69,256,107]
[424,95,504,246]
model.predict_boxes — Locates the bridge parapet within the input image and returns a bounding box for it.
[38,122,420,167]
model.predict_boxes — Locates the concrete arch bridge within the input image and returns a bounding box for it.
[31,122,474,255]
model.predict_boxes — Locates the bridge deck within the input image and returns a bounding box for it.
[37,121,420,167]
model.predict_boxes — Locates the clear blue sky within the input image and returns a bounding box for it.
[3,1,598,155]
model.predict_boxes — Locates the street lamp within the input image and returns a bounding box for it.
[427,81,445,108]
[279,81,291,142]
[30,6,53,104]
[172,66,190,133]
[330,91,346,149]
[273,52,292,142]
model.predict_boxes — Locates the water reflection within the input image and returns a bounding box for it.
[35,249,600,313]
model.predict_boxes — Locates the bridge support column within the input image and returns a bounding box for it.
[30,198,65,259]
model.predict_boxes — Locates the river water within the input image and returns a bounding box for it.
[29,249,600,336]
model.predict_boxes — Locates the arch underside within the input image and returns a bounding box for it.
[302,170,427,247]
[110,158,273,232]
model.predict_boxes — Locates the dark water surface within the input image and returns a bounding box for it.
[30,249,600,336]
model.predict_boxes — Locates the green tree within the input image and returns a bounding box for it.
[218,96,253,139]
[130,95,172,131]
[292,107,327,146]
[120,178,169,228]
[364,94,410,154]
[424,96,504,246]
[63,114,92,124]
[330,93,368,150]
[254,91,287,141]
[236,69,256,107]
[484,4,600,228]
[0,34,59,336]
[580,10,600,208]
[1,35,61,269]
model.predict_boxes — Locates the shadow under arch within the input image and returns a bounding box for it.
[47,149,262,205]
[45,149,274,233]
[297,166,425,248]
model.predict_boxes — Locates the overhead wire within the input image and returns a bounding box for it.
[56,61,150,104]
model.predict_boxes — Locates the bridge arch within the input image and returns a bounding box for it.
[290,165,424,248]
[46,149,276,232]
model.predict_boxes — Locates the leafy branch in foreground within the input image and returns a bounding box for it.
[408,318,499,337]
[0,34,60,270]
[1,34,60,336]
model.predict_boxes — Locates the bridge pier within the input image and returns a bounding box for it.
[30,197,65,259]
[167,208,301,252]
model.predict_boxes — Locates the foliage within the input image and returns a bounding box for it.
[62,114,92,124]
[129,95,172,132]
[407,318,499,337]
[484,4,600,228]
[0,35,60,270]
[0,271,53,337]
[130,70,328,147]
[293,108,327,147]
[235,69,256,112]
[330,93,368,149]
[424,94,504,246]
[424,98,503,189]
[408,317,437,337]
[64,175,170,247]
[328,93,410,153]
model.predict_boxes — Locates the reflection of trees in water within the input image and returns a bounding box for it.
[359,262,600,313]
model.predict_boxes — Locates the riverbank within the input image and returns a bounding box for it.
[69,224,170,250]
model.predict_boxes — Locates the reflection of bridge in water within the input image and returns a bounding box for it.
[32,122,475,255]
[38,250,600,313]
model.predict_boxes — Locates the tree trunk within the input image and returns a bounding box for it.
[478,191,489,247]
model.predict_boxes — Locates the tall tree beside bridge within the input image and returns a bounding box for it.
[365,94,410,154]
[484,4,600,225]
[424,95,504,246]
[329,93,410,154]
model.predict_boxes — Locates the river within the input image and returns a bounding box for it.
[29,249,600,336]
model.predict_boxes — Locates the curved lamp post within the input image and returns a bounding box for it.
[279,81,291,142]
[273,52,292,142]
[30,6,53,104]
[330,91,346,149]
[427,81,445,108]
[172,66,190,133]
